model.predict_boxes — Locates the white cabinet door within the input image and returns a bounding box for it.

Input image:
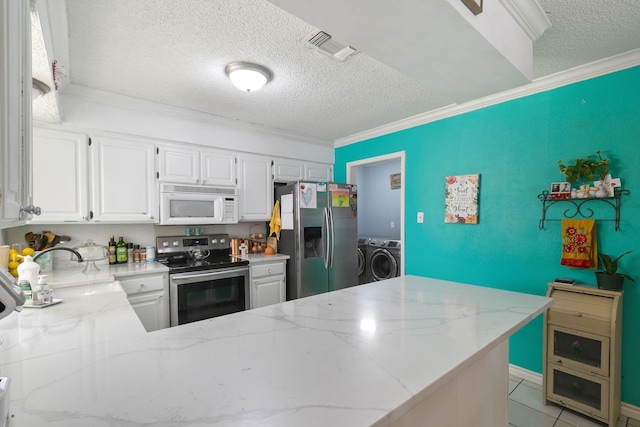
[31,129,90,223]
[0,0,30,226]
[119,273,169,332]
[273,158,304,182]
[252,276,285,309]
[304,162,333,181]
[201,148,236,186]
[237,154,273,221]
[127,292,169,332]
[91,136,158,222]
[158,144,200,184]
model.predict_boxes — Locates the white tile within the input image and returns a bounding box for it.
[509,379,521,394]
[509,381,563,419]
[558,408,608,427]
[508,399,558,427]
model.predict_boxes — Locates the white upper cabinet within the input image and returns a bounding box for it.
[273,158,304,183]
[158,143,236,187]
[305,162,333,181]
[157,144,199,184]
[237,154,273,221]
[31,129,90,223]
[0,0,32,227]
[200,148,236,187]
[91,136,158,223]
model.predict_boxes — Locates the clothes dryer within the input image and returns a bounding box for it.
[357,237,371,284]
[367,238,401,281]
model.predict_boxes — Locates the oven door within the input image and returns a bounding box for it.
[169,266,249,326]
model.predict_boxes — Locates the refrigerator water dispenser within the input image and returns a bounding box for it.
[303,227,322,258]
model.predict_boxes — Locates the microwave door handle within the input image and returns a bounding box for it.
[214,198,223,222]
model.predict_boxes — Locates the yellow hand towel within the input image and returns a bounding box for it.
[269,200,282,240]
[560,219,598,269]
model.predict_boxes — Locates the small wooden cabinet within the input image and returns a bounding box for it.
[118,272,170,332]
[543,282,622,426]
[250,260,286,309]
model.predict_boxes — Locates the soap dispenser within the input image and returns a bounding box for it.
[33,275,52,305]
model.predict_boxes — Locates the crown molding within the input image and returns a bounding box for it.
[334,48,640,148]
[497,0,551,40]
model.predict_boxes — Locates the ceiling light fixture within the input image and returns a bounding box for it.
[225,62,273,92]
[32,78,51,100]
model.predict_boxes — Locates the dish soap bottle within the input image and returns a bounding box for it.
[17,255,40,301]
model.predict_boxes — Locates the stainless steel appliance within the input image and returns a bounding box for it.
[357,237,371,284]
[159,184,238,225]
[156,234,249,326]
[275,181,358,300]
[367,238,401,281]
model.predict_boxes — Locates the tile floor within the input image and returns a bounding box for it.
[508,374,639,427]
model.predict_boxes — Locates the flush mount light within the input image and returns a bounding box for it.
[32,78,51,100]
[225,62,273,92]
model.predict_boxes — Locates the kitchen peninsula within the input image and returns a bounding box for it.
[0,275,551,426]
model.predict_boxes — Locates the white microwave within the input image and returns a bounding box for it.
[160,184,238,225]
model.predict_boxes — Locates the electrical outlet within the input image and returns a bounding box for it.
[417,212,424,223]
[390,221,395,228]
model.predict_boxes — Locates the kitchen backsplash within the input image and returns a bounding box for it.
[3,222,266,269]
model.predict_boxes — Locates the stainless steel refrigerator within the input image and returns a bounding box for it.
[275,181,358,300]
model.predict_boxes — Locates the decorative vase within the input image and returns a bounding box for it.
[571,188,578,199]
[595,272,625,291]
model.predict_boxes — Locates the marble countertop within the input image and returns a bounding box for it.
[233,253,290,263]
[0,275,551,426]
[43,262,169,288]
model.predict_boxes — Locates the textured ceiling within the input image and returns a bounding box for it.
[34,0,640,144]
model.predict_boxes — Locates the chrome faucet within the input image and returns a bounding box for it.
[33,247,84,263]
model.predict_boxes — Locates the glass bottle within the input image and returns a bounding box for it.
[127,243,134,264]
[116,237,127,263]
[133,245,141,263]
[108,235,116,265]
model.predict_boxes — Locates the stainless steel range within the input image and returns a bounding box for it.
[156,234,249,327]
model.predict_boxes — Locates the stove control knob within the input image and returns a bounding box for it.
[211,239,218,244]
[172,240,180,247]
[219,238,226,244]
[162,241,169,248]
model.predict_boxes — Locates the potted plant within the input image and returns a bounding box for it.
[595,251,635,290]
[557,151,610,185]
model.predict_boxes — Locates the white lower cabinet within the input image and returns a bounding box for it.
[118,272,169,332]
[250,260,286,309]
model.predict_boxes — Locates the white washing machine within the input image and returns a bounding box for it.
[357,237,371,284]
[367,238,401,281]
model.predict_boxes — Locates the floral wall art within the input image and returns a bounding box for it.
[444,174,479,224]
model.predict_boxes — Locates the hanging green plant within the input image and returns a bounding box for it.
[557,151,609,184]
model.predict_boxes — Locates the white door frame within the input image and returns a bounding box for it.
[346,151,405,277]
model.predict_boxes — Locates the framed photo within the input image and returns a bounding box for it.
[461,0,482,15]
[550,182,571,199]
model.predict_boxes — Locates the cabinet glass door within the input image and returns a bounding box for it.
[546,364,609,421]
[548,325,609,376]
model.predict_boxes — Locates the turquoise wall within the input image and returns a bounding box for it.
[335,66,640,405]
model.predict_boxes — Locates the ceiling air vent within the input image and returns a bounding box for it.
[303,30,358,62]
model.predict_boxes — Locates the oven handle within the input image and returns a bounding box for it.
[171,267,248,281]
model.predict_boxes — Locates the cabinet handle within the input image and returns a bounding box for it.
[268,268,272,274]
[572,311,582,317]
[159,295,163,301]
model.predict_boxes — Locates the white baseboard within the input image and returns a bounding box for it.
[509,364,640,420]
[509,364,542,385]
